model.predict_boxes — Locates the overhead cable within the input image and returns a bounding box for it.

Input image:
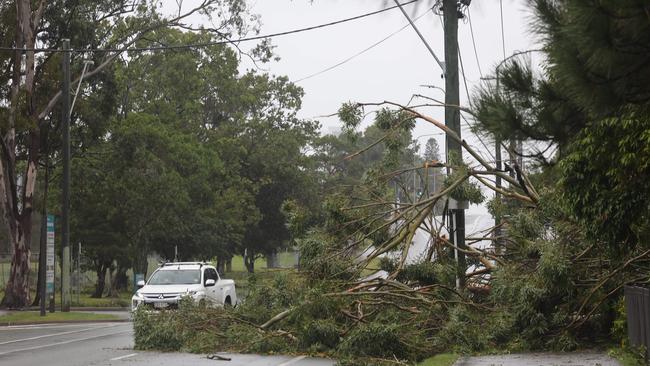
[393,0,446,74]
[0,0,421,53]
[295,8,433,83]
[466,8,483,78]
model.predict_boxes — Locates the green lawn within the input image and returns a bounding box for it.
[64,292,132,307]
[418,354,460,366]
[608,347,645,366]
[227,252,297,272]
[0,311,119,324]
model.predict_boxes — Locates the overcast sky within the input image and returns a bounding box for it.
[251,0,539,214]
[246,0,537,142]
[171,0,540,214]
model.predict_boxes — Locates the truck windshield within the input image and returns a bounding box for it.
[147,270,201,285]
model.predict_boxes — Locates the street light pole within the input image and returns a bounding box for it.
[61,39,71,312]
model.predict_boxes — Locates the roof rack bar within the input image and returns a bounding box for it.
[160,261,209,267]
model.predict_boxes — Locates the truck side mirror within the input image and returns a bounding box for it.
[137,280,145,288]
[205,279,216,287]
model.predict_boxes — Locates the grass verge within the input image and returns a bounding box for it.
[417,353,460,366]
[0,311,119,324]
[608,347,646,366]
[67,293,131,307]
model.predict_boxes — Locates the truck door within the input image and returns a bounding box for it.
[203,268,216,303]
[208,268,221,304]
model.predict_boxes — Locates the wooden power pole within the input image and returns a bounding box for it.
[443,0,467,288]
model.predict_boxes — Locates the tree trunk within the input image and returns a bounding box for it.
[266,250,278,269]
[1,229,31,308]
[92,264,107,298]
[216,256,225,274]
[225,256,232,273]
[0,0,44,309]
[133,245,149,279]
[244,250,255,273]
[109,265,128,297]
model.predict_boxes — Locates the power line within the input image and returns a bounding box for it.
[0,0,421,53]
[393,0,445,74]
[466,8,483,78]
[295,8,432,83]
[499,0,506,59]
[458,46,495,162]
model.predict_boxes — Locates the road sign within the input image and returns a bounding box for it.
[46,215,55,294]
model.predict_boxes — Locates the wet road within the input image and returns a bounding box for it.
[0,322,334,366]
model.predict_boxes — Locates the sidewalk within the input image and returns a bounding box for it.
[455,352,621,366]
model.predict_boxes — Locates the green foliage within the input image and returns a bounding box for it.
[338,103,363,135]
[380,257,454,286]
[59,24,321,279]
[417,354,460,366]
[442,156,485,205]
[338,322,412,359]
[133,308,184,351]
[134,270,437,363]
[434,305,493,353]
[560,114,650,250]
[611,297,628,347]
[298,320,341,351]
[608,346,647,366]
[297,232,357,281]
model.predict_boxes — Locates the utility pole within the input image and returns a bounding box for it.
[39,215,46,316]
[61,39,71,312]
[443,0,466,288]
[494,140,502,254]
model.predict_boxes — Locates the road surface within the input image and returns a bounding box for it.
[0,322,334,366]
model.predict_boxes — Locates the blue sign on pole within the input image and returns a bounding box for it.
[46,215,55,294]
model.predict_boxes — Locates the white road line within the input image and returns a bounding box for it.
[109,353,138,361]
[0,322,125,330]
[277,355,307,366]
[1,323,81,330]
[0,324,118,345]
[0,330,130,356]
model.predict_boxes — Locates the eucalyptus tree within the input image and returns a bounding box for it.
[0,0,259,307]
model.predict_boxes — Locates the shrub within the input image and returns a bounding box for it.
[133,309,183,351]
[338,322,412,360]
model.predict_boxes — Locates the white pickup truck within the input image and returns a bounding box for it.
[131,262,237,310]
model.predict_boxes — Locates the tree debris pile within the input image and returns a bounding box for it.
[134,0,650,364]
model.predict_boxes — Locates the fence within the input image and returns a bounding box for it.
[625,285,650,357]
[1,250,90,302]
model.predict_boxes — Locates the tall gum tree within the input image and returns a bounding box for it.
[0,0,253,308]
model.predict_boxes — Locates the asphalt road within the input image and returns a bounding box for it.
[0,322,335,366]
